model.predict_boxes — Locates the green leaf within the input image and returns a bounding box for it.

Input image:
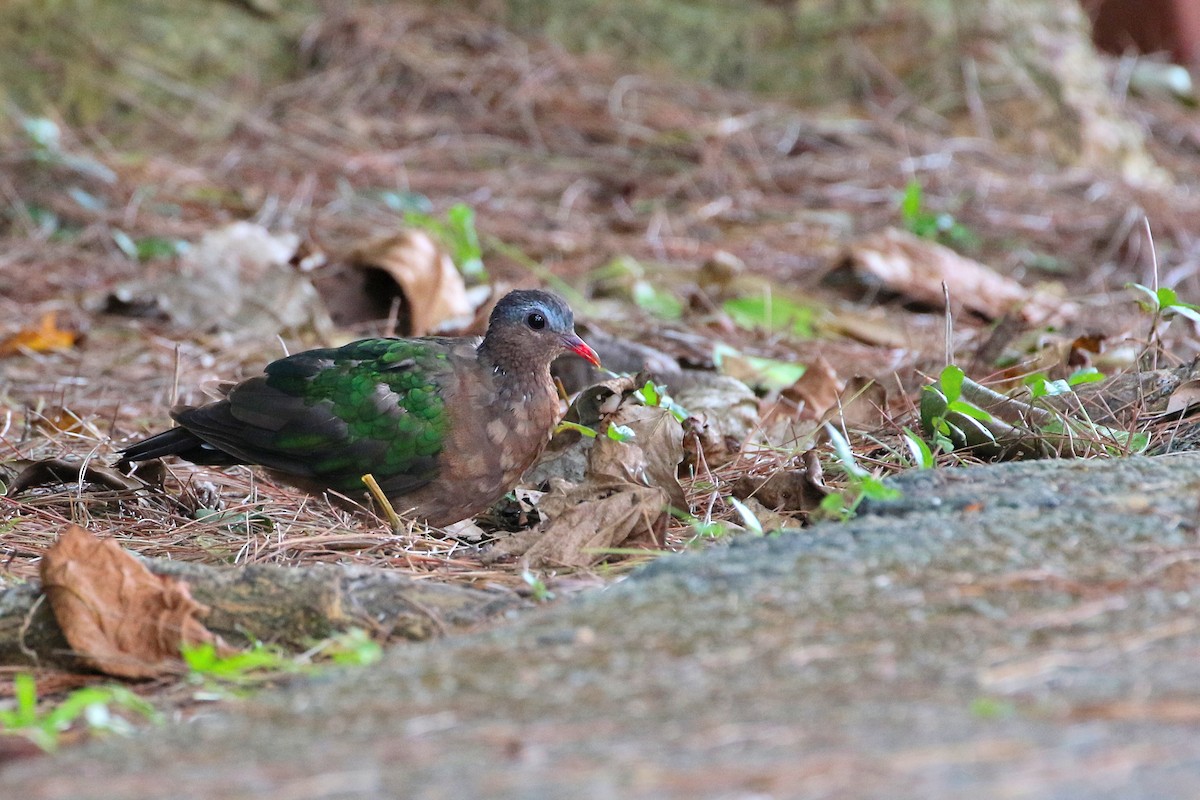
[857,476,901,501]
[970,697,1015,719]
[521,569,554,601]
[634,381,689,421]
[632,281,683,320]
[1125,431,1151,454]
[711,343,807,391]
[445,203,485,279]
[1024,374,1071,398]
[637,381,661,407]
[900,180,923,223]
[325,629,383,667]
[1170,304,1200,325]
[1067,368,1105,387]
[722,294,816,338]
[183,641,295,683]
[939,365,965,403]
[134,236,184,261]
[901,426,935,468]
[405,203,487,280]
[824,423,869,479]
[1128,282,1162,311]
[819,492,849,519]
[946,398,993,422]
[606,423,636,442]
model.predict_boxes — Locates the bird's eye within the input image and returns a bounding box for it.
[527,312,546,330]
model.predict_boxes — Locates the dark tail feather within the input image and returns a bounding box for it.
[116,428,239,470]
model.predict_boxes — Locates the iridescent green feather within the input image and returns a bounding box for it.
[260,339,453,490]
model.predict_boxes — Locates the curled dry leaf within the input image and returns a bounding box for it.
[351,230,471,336]
[841,227,1073,323]
[764,355,843,425]
[6,457,148,495]
[733,451,829,515]
[40,525,224,679]
[1163,379,1200,417]
[736,497,798,533]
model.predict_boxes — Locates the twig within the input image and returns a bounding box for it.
[361,473,403,533]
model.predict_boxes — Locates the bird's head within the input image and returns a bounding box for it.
[481,290,600,371]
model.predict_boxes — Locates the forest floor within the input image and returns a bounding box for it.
[5,0,1200,777]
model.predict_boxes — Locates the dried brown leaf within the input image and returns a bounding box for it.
[523,376,637,486]
[353,230,470,336]
[779,356,843,422]
[521,481,667,568]
[732,453,829,514]
[589,404,686,511]
[507,383,684,568]
[843,227,1072,322]
[40,526,223,679]
[6,457,149,495]
[672,373,759,467]
[1164,379,1200,417]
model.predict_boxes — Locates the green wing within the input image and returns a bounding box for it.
[174,339,455,496]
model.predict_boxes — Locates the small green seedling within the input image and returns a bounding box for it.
[606,423,636,443]
[556,420,598,438]
[712,342,807,391]
[632,279,684,320]
[969,696,1016,720]
[309,629,384,667]
[634,380,689,422]
[924,365,1145,459]
[183,641,299,687]
[900,426,935,469]
[554,421,636,442]
[899,180,976,248]
[0,674,160,752]
[1024,367,1105,400]
[405,202,486,280]
[593,255,683,320]
[1129,283,1200,325]
[818,424,902,520]
[521,569,555,602]
[922,365,996,453]
[670,507,730,545]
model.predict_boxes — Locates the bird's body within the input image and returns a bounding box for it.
[118,290,599,526]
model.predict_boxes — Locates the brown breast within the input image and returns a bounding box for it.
[390,356,561,527]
